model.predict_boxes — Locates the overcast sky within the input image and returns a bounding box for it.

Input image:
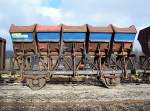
[0,0,149,51]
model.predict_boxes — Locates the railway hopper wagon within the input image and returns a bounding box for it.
[9,24,46,89]
[87,25,117,87]
[87,25,137,87]
[138,27,150,82]
[112,26,137,79]
[9,24,137,89]
[0,37,6,70]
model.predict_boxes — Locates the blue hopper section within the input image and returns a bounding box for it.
[89,32,112,42]
[37,32,60,42]
[63,32,86,42]
[114,33,136,42]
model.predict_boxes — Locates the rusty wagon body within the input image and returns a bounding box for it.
[9,24,137,89]
[0,37,6,70]
[138,27,150,81]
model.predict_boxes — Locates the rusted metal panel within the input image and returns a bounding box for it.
[36,24,61,32]
[13,42,36,54]
[124,42,132,50]
[113,42,121,52]
[62,24,87,32]
[113,42,132,52]
[9,24,36,33]
[88,25,113,33]
[38,42,48,52]
[138,26,150,56]
[89,42,109,52]
[0,37,6,70]
[65,42,84,52]
[38,42,59,53]
[113,25,137,33]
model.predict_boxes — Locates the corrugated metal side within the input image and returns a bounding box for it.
[0,37,6,70]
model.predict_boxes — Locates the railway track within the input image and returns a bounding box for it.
[0,69,149,85]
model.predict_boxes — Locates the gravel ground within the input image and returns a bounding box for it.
[0,83,150,111]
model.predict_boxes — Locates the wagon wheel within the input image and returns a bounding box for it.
[26,78,46,90]
[101,75,120,88]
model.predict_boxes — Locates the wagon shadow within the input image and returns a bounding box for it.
[46,78,104,87]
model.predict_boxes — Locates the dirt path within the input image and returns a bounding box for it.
[0,83,150,111]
